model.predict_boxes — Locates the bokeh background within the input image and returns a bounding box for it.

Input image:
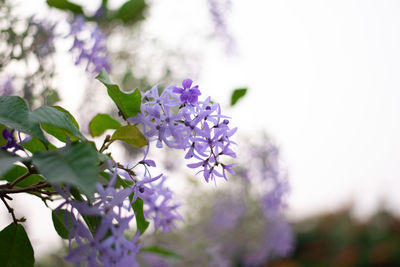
[1,0,400,266]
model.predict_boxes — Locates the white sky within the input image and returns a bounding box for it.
[145,0,400,219]
[2,0,400,258]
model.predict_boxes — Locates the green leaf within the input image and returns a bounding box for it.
[111,125,147,148]
[0,124,7,147]
[23,137,56,153]
[46,0,84,14]
[0,150,22,177]
[30,106,84,143]
[141,246,182,259]
[96,70,142,120]
[52,209,74,239]
[53,106,80,129]
[0,165,26,182]
[32,142,99,196]
[43,88,60,106]
[115,0,147,23]
[0,223,34,267]
[131,197,149,235]
[89,113,122,137]
[0,96,48,144]
[230,88,248,106]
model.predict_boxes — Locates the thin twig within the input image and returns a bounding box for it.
[8,171,31,188]
[0,195,18,223]
[0,182,51,194]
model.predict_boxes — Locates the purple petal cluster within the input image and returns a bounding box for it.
[55,168,141,267]
[118,167,183,233]
[129,79,237,183]
[172,78,201,104]
[1,129,31,154]
[68,16,110,74]
[142,176,183,232]
[243,139,290,217]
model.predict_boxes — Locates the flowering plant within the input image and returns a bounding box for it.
[0,70,237,266]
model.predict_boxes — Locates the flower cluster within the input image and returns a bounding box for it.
[54,152,183,266]
[55,170,141,266]
[117,161,183,233]
[68,16,110,74]
[207,0,235,52]
[129,79,237,183]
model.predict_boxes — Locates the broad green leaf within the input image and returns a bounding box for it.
[0,150,22,177]
[0,223,34,267]
[230,88,248,106]
[89,113,121,137]
[52,209,74,239]
[0,165,26,182]
[0,124,7,147]
[111,125,147,148]
[23,137,56,153]
[46,0,84,14]
[32,142,99,196]
[53,106,80,129]
[96,70,142,119]
[131,197,149,235]
[30,106,84,142]
[141,246,182,259]
[115,0,147,23]
[0,96,48,143]
[43,88,60,106]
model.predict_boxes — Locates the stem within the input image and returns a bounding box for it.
[8,172,31,188]
[0,196,20,224]
[99,135,114,153]
[0,182,51,194]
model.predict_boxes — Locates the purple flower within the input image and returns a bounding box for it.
[129,79,237,183]
[68,16,110,74]
[173,78,201,104]
[54,166,142,266]
[141,176,183,233]
[1,129,31,154]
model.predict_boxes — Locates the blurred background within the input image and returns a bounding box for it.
[1,0,400,266]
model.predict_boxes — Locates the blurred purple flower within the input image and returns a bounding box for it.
[68,16,110,74]
[245,217,294,266]
[142,176,183,233]
[0,77,13,95]
[207,0,236,53]
[210,195,244,229]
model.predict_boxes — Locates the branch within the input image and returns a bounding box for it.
[8,171,31,188]
[0,195,24,224]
